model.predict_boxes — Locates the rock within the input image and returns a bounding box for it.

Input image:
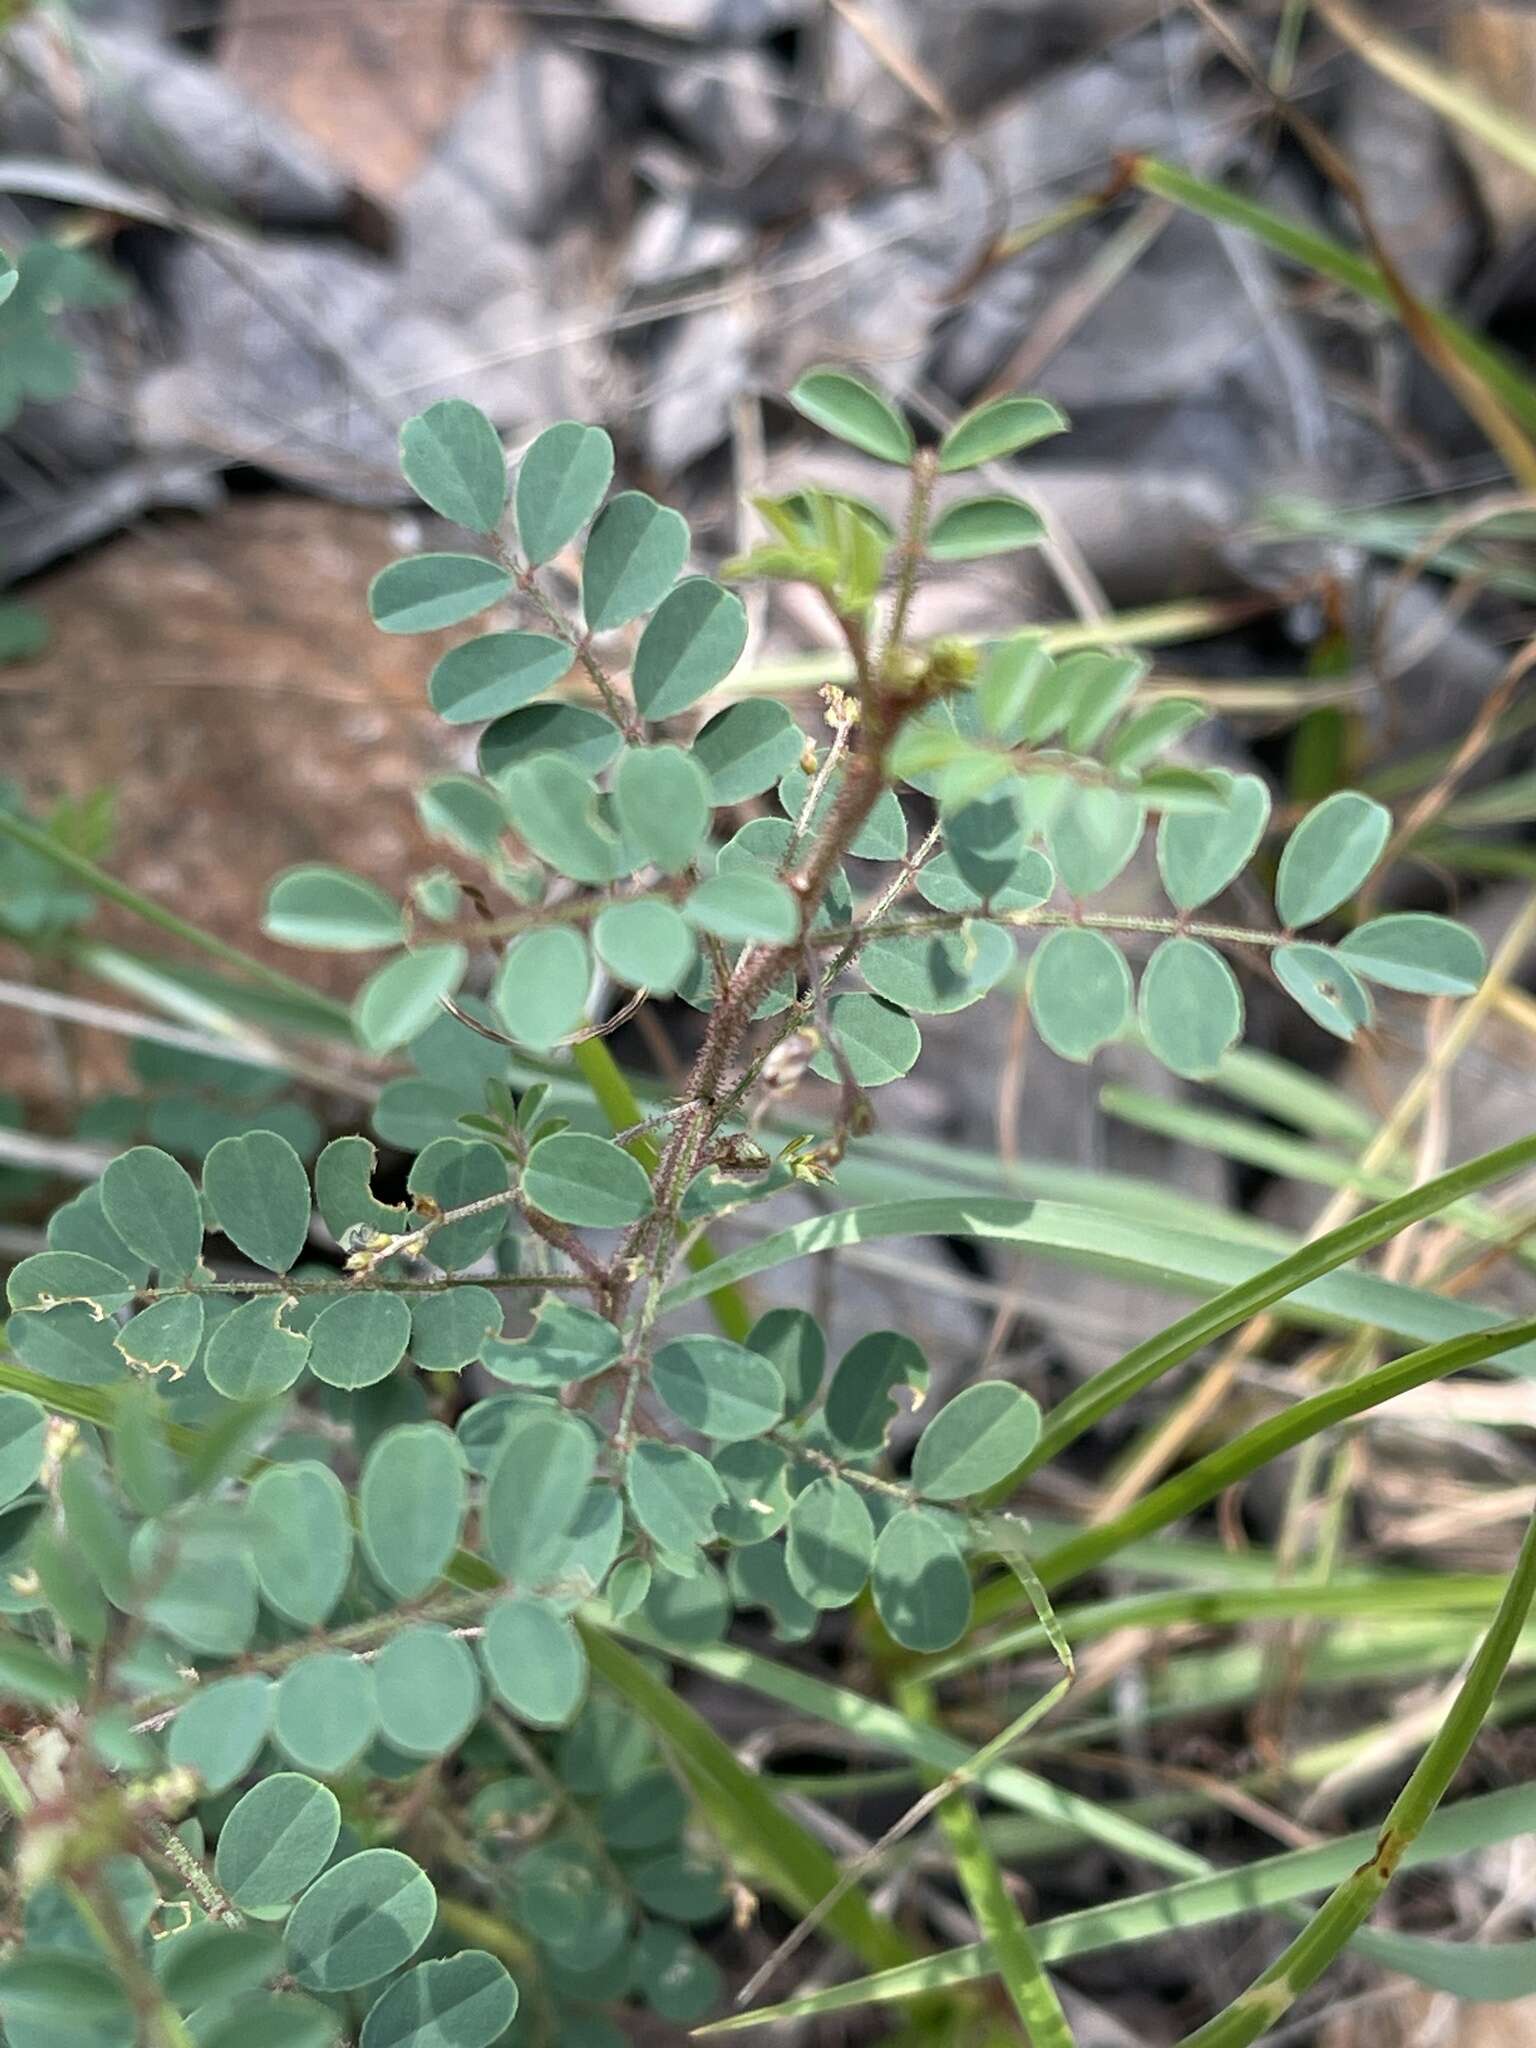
[1336,57,1479,299]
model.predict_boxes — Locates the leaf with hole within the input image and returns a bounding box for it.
[1139,937,1244,1079]
[204,1296,310,1400]
[594,898,696,993]
[493,925,590,1048]
[938,394,1068,470]
[582,491,689,633]
[409,1136,509,1270]
[1337,914,1485,996]
[871,1508,972,1651]
[1275,789,1391,928]
[307,1290,412,1391]
[202,1131,311,1275]
[860,922,1013,1014]
[399,401,506,533]
[810,992,920,1088]
[481,1595,587,1726]
[1029,927,1132,1062]
[825,1330,928,1456]
[652,1336,786,1441]
[427,630,569,724]
[314,1135,409,1243]
[522,1131,654,1227]
[353,946,466,1055]
[373,1626,482,1759]
[515,420,614,567]
[360,1950,518,2048]
[615,744,711,875]
[1274,942,1373,1041]
[113,1293,204,1378]
[483,1297,621,1389]
[369,555,510,635]
[788,367,913,465]
[263,865,405,951]
[247,1461,352,1627]
[633,576,748,719]
[928,495,1045,560]
[215,1773,340,1911]
[786,1477,874,1609]
[911,1382,1042,1500]
[1156,770,1271,911]
[693,700,805,802]
[274,1654,378,1777]
[286,1849,436,1992]
[6,1251,135,1317]
[360,1423,466,1600]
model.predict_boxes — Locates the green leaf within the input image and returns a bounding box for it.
[522,1131,654,1227]
[1337,913,1485,995]
[353,946,466,1055]
[360,1952,518,2048]
[286,1849,436,1992]
[1028,927,1132,1061]
[633,576,748,719]
[928,495,1045,560]
[6,1251,134,1317]
[373,1625,482,1759]
[197,1993,340,2048]
[594,898,696,993]
[360,1424,465,1600]
[627,1440,725,1552]
[47,1187,148,1287]
[167,1672,272,1792]
[1156,770,1271,910]
[483,1297,620,1389]
[748,1307,825,1414]
[912,1383,1042,1499]
[1138,936,1244,1078]
[938,394,1068,471]
[408,1137,509,1269]
[860,922,1013,1014]
[493,925,590,1048]
[1274,941,1373,1040]
[0,1633,81,1708]
[0,1953,130,2039]
[711,1440,792,1546]
[582,491,690,632]
[788,367,914,465]
[778,765,907,862]
[614,744,711,876]
[409,1289,501,1371]
[918,846,1052,916]
[100,1145,203,1281]
[786,1476,874,1608]
[399,400,506,533]
[500,753,622,883]
[685,871,799,945]
[203,1131,311,1274]
[810,992,920,1088]
[693,700,806,803]
[315,1135,408,1243]
[307,1290,413,1391]
[825,1330,928,1455]
[515,420,614,567]
[427,630,570,724]
[942,789,1031,899]
[652,1336,786,1441]
[1063,651,1146,751]
[274,1653,378,1777]
[481,1595,587,1725]
[112,1292,203,1377]
[215,1773,341,1910]
[131,1514,258,1655]
[485,1409,597,1586]
[1275,789,1392,927]
[1047,784,1144,896]
[416,776,505,859]
[153,1921,284,2011]
[369,554,511,634]
[204,1296,310,1400]
[247,1462,352,1627]
[480,701,622,783]
[872,1508,973,1650]
[1107,696,1207,773]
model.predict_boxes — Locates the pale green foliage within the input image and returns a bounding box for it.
[0,371,1493,2048]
